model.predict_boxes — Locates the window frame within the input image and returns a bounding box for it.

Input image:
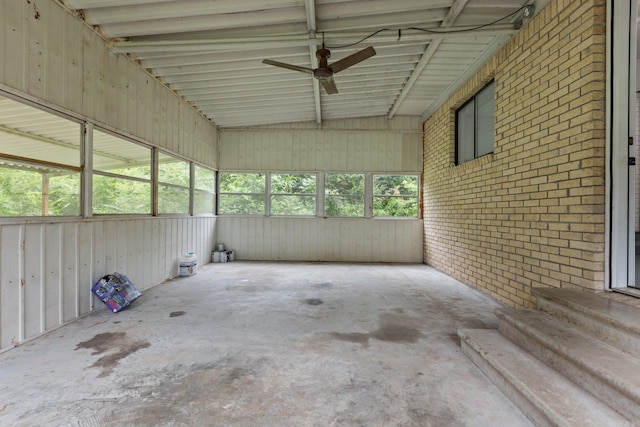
[91,127,153,216]
[371,173,420,218]
[269,172,318,217]
[455,79,495,165]
[193,163,217,216]
[156,150,192,216]
[218,171,267,215]
[323,172,366,218]
[0,94,84,218]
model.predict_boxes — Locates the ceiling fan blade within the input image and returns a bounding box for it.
[330,46,376,74]
[262,59,313,74]
[319,76,338,94]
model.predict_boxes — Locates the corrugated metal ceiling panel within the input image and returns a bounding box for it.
[51,1,544,128]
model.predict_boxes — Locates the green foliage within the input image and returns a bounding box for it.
[219,173,266,214]
[158,158,190,187]
[195,166,216,191]
[373,197,418,217]
[219,194,265,215]
[220,173,265,193]
[194,190,215,214]
[373,175,419,217]
[158,184,189,214]
[0,167,80,217]
[92,174,150,214]
[271,174,316,194]
[325,173,364,216]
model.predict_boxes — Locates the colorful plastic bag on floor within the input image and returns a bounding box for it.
[92,273,142,313]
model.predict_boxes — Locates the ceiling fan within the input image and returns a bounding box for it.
[262,45,376,94]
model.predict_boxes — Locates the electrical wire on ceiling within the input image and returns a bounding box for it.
[326,4,532,49]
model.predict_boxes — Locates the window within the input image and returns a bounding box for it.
[0,95,82,217]
[270,173,316,216]
[324,173,365,217]
[456,80,494,164]
[219,172,265,214]
[373,175,419,217]
[158,152,190,215]
[194,165,216,215]
[93,129,151,214]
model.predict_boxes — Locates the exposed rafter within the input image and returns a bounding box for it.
[108,26,517,54]
[304,0,322,124]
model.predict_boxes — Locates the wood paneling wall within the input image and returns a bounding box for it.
[220,116,422,172]
[217,217,422,262]
[218,117,423,262]
[0,217,216,352]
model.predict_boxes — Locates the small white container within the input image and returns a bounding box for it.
[217,243,225,252]
[212,251,221,263]
[179,252,198,276]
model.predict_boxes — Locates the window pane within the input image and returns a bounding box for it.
[93,130,151,179]
[271,173,316,194]
[372,175,419,217]
[0,95,81,167]
[325,173,364,217]
[0,163,81,217]
[93,175,150,214]
[158,184,190,214]
[158,152,190,187]
[194,166,216,215]
[271,195,315,215]
[325,196,365,217]
[456,100,475,164]
[0,96,82,217]
[476,81,495,157]
[219,194,265,214]
[373,175,418,196]
[194,190,215,215]
[373,197,418,217]
[195,166,216,191]
[220,173,265,193]
[48,174,81,216]
[325,173,364,196]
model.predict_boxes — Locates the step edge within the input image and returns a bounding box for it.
[496,308,640,397]
[458,329,633,427]
[532,289,640,336]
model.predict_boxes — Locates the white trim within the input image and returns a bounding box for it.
[608,0,635,289]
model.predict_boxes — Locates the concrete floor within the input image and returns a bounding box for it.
[0,262,532,427]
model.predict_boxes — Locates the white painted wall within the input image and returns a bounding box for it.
[0,0,217,167]
[218,117,423,262]
[0,2,219,352]
[0,217,216,351]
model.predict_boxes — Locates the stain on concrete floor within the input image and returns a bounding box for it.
[75,332,151,378]
[0,262,533,427]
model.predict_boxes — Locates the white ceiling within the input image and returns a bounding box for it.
[58,0,543,128]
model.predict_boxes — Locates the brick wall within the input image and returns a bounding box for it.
[423,0,607,308]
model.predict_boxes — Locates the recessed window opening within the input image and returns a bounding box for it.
[270,173,317,216]
[373,174,419,218]
[324,173,365,217]
[456,80,495,165]
[218,172,266,215]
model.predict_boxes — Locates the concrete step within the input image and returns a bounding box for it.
[495,307,640,421]
[458,329,633,427]
[532,288,640,358]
